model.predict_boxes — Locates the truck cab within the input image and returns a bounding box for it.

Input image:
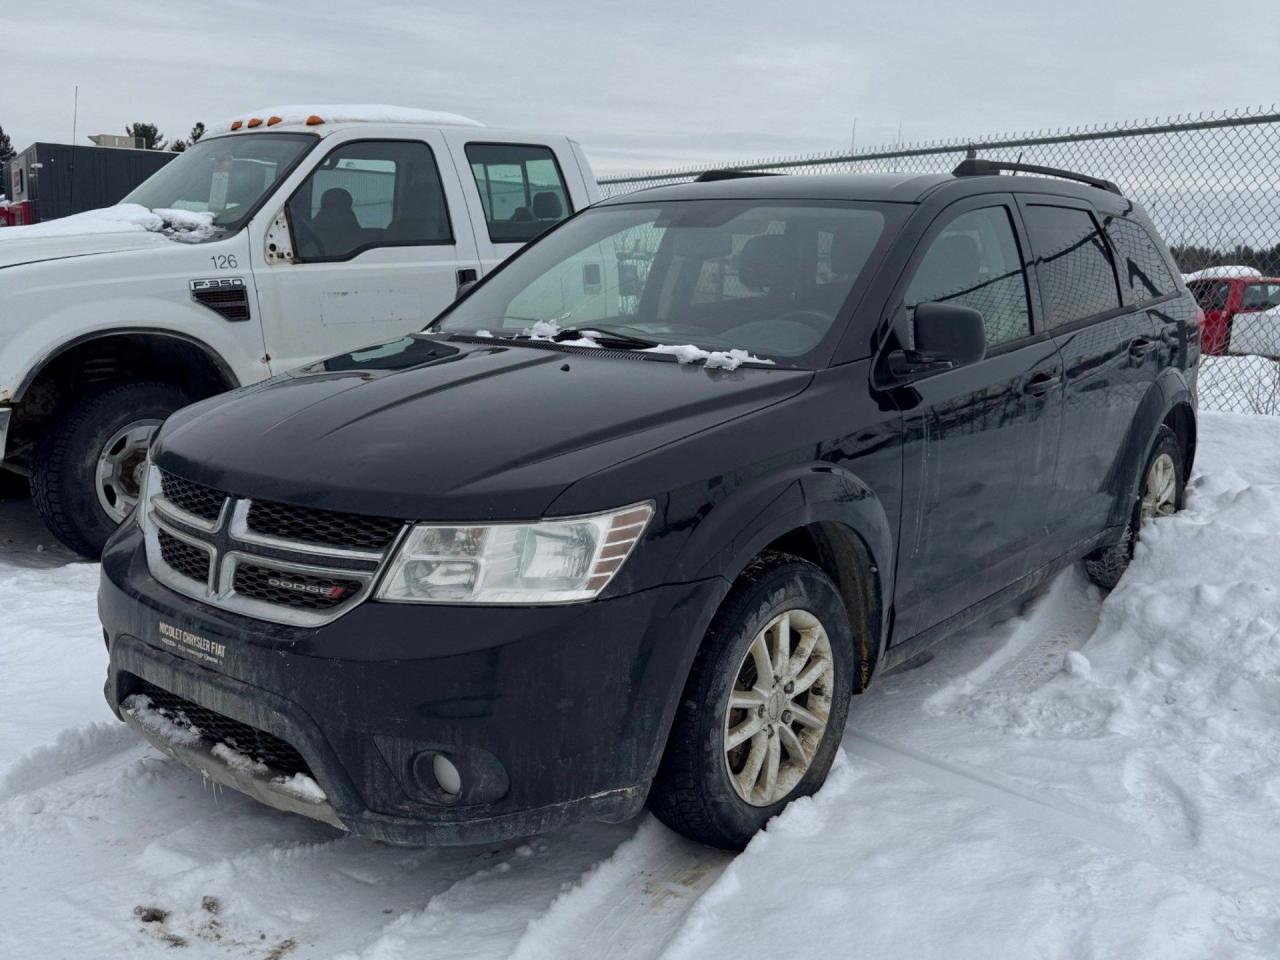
[0,106,598,555]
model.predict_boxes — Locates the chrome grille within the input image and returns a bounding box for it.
[145,467,407,626]
[247,500,404,551]
[159,473,225,524]
[157,529,211,585]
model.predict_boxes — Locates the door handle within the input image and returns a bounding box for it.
[1022,372,1061,396]
[456,267,479,289]
[1128,336,1157,358]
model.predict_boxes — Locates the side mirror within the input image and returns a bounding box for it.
[887,302,987,379]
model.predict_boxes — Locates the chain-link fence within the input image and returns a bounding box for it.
[599,107,1280,415]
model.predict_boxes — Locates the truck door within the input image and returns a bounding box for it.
[251,132,480,372]
[441,135,583,276]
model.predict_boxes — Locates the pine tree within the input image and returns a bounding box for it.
[0,126,15,165]
[189,122,204,144]
[124,122,166,151]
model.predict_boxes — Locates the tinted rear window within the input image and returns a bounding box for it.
[1023,204,1121,328]
[1103,216,1177,305]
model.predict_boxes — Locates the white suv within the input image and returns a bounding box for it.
[0,105,599,555]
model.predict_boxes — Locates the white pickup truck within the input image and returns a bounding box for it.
[0,105,599,555]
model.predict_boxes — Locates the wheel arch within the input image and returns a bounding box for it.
[1106,374,1196,531]
[7,329,240,454]
[674,465,896,690]
[13,327,241,403]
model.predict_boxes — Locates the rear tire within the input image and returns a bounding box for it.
[1084,424,1184,590]
[649,552,855,850]
[30,382,190,558]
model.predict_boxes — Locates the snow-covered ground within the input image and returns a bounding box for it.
[4,412,1280,958]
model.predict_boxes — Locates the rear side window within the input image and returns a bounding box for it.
[287,140,453,262]
[1103,216,1177,305]
[904,206,1031,349]
[466,143,573,244]
[1023,205,1121,327]
[1241,282,1280,311]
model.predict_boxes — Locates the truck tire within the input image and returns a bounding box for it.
[31,382,190,558]
[1084,424,1185,590]
[649,552,855,850]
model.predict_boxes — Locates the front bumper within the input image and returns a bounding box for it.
[100,524,725,845]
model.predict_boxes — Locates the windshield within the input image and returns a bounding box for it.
[122,132,316,236]
[433,199,887,366]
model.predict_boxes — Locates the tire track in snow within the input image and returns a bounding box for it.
[845,730,1280,890]
[504,817,732,960]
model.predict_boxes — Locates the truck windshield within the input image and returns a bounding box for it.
[123,132,316,237]
[432,199,887,367]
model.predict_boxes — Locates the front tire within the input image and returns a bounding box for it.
[30,382,190,558]
[1084,424,1185,590]
[649,552,855,850]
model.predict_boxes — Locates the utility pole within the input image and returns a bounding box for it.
[72,85,79,143]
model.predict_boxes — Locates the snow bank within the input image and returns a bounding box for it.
[1183,264,1264,281]
[0,203,217,242]
[1199,354,1280,415]
[208,104,483,135]
[644,343,774,370]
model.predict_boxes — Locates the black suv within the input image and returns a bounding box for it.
[99,161,1198,850]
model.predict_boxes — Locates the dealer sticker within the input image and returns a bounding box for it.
[158,621,226,666]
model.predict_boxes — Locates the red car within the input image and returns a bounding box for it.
[1186,271,1280,355]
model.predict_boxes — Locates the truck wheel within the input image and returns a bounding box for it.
[30,382,190,558]
[649,552,854,850]
[1084,424,1185,590]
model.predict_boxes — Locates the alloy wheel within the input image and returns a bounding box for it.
[1139,452,1178,527]
[96,420,162,524]
[723,608,834,806]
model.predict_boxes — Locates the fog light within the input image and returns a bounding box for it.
[432,753,462,796]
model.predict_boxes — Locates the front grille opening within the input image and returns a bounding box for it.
[158,529,210,585]
[159,471,226,523]
[129,678,312,777]
[247,500,404,552]
[233,562,363,611]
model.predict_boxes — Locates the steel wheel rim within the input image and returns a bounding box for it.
[95,420,161,523]
[723,608,834,807]
[1139,452,1177,527]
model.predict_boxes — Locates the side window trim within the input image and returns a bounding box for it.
[463,141,576,245]
[882,193,1040,358]
[1015,195,1127,332]
[285,137,457,265]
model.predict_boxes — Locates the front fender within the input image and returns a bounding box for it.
[669,463,896,662]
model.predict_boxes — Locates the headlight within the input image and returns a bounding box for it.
[134,457,156,528]
[376,503,653,604]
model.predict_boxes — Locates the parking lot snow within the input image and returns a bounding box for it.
[4,411,1280,958]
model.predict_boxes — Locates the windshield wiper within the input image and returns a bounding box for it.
[551,326,659,349]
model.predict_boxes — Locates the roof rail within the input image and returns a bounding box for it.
[694,169,782,183]
[952,157,1122,195]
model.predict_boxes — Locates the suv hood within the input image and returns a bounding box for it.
[155,337,812,521]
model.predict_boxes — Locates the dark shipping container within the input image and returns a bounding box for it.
[8,142,176,223]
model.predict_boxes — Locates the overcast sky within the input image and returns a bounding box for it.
[3,0,1276,176]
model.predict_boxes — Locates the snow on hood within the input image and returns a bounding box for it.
[0,204,216,243]
[208,104,483,135]
[1182,264,1263,281]
[0,205,217,269]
